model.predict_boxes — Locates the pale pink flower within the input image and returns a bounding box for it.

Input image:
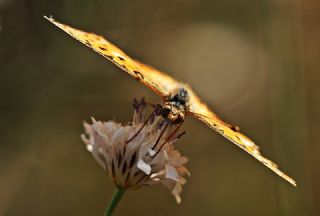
[81,98,190,203]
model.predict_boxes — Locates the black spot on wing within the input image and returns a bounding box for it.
[121,64,127,70]
[104,54,114,60]
[118,56,125,61]
[99,46,107,51]
[85,39,92,47]
[235,135,241,141]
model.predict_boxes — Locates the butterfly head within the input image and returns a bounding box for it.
[173,88,189,105]
[161,88,189,124]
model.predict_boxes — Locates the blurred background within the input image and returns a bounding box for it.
[0,0,319,215]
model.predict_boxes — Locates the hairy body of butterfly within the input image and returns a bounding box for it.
[45,16,297,186]
[161,88,189,124]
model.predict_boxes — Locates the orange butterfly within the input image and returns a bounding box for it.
[45,16,296,186]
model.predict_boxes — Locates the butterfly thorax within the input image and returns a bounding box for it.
[161,88,189,124]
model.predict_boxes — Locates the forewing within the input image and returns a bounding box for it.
[188,90,296,186]
[45,16,180,98]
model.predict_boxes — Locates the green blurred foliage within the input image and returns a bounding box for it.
[0,0,318,215]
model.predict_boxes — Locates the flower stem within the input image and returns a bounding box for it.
[104,187,125,216]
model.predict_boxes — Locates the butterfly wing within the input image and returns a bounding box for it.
[187,90,296,186]
[45,16,296,186]
[45,16,180,98]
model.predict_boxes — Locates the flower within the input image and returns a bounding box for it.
[81,98,190,203]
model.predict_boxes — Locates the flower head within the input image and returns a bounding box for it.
[81,98,190,203]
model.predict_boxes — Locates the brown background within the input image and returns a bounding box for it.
[0,0,319,215]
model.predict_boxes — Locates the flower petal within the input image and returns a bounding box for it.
[165,164,179,181]
[137,159,151,175]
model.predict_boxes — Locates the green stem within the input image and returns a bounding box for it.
[104,187,125,216]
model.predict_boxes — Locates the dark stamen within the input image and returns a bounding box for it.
[111,159,115,178]
[98,152,107,167]
[153,123,183,158]
[122,145,127,158]
[133,98,140,111]
[172,131,186,142]
[150,105,162,124]
[124,170,131,187]
[117,150,122,168]
[134,173,149,185]
[151,122,169,150]
[129,152,137,169]
[158,119,166,129]
[133,97,146,113]
[121,161,127,175]
[126,105,157,144]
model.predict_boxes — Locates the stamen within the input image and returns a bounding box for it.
[151,122,169,150]
[149,109,157,124]
[129,152,137,169]
[121,161,127,175]
[133,98,147,124]
[134,173,149,185]
[153,123,183,158]
[124,170,131,187]
[117,150,122,168]
[111,159,115,179]
[122,145,127,159]
[171,131,186,142]
[126,107,157,144]
[133,97,146,112]
[158,119,166,129]
[132,98,140,111]
[176,131,186,140]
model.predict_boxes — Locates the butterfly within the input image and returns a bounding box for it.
[45,16,296,186]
